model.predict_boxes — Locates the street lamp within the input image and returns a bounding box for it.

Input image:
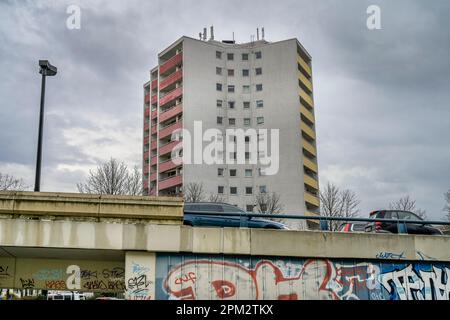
[34,60,57,192]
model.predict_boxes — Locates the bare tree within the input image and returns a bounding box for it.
[319,182,360,231]
[183,182,205,202]
[254,192,284,214]
[389,195,427,219]
[0,173,27,191]
[444,189,450,221]
[77,158,142,195]
[208,193,226,203]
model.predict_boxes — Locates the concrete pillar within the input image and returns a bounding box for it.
[124,251,156,300]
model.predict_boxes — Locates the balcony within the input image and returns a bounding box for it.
[303,156,318,173]
[150,156,158,166]
[160,69,182,91]
[143,152,150,161]
[158,174,182,191]
[299,89,314,109]
[151,94,157,105]
[302,140,316,156]
[301,121,316,140]
[300,105,315,124]
[299,72,313,93]
[144,93,150,104]
[143,165,150,174]
[159,140,181,156]
[304,191,320,207]
[144,108,150,118]
[150,172,157,181]
[143,136,149,145]
[160,86,182,107]
[159,121,182,139]
[151,140,157,150]
[297,56,312,77]
[304,173,319,190]
[151,79,158,90]
[151,109,158,119]
[159,52,182,75]
[159,158,182,173]
[151,125,157,135]
[160,104,183,123]
[144,122,150,132]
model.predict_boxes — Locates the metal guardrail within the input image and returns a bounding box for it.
[183,211,450,233]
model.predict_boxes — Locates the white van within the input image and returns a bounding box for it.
[47,291,87,300]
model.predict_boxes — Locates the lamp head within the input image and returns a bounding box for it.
[39,60,57,76]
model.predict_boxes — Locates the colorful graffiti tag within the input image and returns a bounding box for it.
[155,255,450,300]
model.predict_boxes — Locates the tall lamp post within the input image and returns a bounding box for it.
[34,60,57,192]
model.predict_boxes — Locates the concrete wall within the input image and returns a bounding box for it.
[156,253,450,300]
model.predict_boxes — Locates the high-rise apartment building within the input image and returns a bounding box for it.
[143,32,319,227]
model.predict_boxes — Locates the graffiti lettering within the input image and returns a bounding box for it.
[174,272,197,285]
[102,267,125,280]
[33,268,65,280]
[376,252,406,260]
[128,274,152,297]
[83,280,125,291]
[0,266,9,277]
[80,269,98,279]
[20,278,35,289]
[45,280,66,290]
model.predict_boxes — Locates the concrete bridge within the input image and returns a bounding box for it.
[0,191,449,300]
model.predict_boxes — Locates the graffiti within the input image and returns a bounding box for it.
[416,251,437,261]
[102,267,125,280]
[376,252,406,260]
[83,280,125,291]
[33,268,65,281]
[0,266,10,277]
[381,265,450,300]
[127,261,153,299]
[45,280,66,290]
[132,262,150,275]
[156,255,450,300]
[20,278,35,289]
[81,269,98,279]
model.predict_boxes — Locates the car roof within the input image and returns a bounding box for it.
[185,202,236,206]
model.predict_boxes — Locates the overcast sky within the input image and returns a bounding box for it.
[0,0,449,219]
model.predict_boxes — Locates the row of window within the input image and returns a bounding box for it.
[217,116,264,125]
[216,51,262,60]
[217,100,264,108]
[216,67,262,76]
[218,185,267,195]
[216,151,268,161]
[217,168,266,177]
[216,84,263,92]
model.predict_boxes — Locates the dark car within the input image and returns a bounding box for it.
[338,222,366,232]
[183,202,288,229]
[365,210,442,235]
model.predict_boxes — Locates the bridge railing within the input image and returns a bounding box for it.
[183,210,450,234]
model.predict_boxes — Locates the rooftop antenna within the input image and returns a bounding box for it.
[262,27,265,40]
[203,27,207,41]
[210,26,214,40]
[257,28,259,41]
[232,32,235,42]
[199,32,202,40]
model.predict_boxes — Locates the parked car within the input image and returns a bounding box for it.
[338,222,366,232]
[184,202,288,229]
[365,210,443,235]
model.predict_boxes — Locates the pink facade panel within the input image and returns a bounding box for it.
[159,104,182,123]
[159,121,182,139]
[159,52,182,75]
[158,175,182,190]
[160,69,182,91]
[159,87,182,107]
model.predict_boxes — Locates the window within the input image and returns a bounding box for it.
[230,169,237,177]
[228,85,235,93]
[216,67,222,75]
[246,205,254,212]
[245,187,253,195]
[255,51,262,59]
[227,53,234,60]
[242,53,249,60]
[256,100,264,108]
[216,83,222,91]
[229,118,236,125]
[245,169,252,177]
[243,85,250,93]
[230,152,237,160]
[259,185,267,193]
[218,186,224,194]
[217,100,223,107]
[217,116,223,124]
[256,84,263,91]
[255,67,262,75]
[245,136,250,142]
[258,168,266,176]
[245,152,250,160]
[230,187,237,195]
[243,118,251,126]
[228,101,235,109]
[242,69,249,77]
[257,116,264,124]
[216,51,222,59]
[243,101,250,109]
[228,135,236,143]
[218,168,224,176]
[228,69,234,76]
